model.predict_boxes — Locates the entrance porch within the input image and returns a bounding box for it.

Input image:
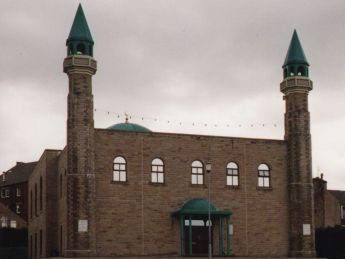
[172,198,232,257]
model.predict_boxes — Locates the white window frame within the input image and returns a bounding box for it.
[0,189,5,198]
[226,162,239,186]
[5,189,10,198]
[10,220,17,228]
[1,216,8,228]
[113,156,127,182]
[16,204,21,214]
[16,188,21,197]
[151,158,164,183]
[258,164,270,188]
[191,160,204,185]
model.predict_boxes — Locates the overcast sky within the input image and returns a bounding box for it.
[1,0,344,189]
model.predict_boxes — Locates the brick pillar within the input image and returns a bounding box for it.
[281,77,316,257]
[63,55,97,257]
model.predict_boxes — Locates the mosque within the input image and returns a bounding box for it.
[28,4,316,258]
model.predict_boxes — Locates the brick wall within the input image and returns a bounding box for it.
[93,130,289,257]
[325,192,341,227]
[28,150,60,259]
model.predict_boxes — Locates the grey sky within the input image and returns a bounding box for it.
[1,0,344,189]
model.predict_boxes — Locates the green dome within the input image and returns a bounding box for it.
[107,122,152,133]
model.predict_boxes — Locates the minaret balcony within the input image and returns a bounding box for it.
[63,55,97,74]
[280,76,313,95]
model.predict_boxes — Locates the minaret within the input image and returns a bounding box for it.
[63,4,97,257]
[281,30,315,257]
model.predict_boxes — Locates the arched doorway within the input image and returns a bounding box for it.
[172,198,232,256]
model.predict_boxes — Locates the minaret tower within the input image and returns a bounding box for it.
[63,4,97,257]
[281,30,315,257]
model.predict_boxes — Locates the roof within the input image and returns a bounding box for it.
[283,30,309,67]
[0,162,37,186]
[67,4,94,44]
[107,122,152,133]
[172,198,232,217]
[328,190,345,206]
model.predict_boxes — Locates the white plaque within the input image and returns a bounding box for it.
[78,219,88,232]
[302,224,311,236]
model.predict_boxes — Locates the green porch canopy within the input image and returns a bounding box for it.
[172,198,232,217]
[172,198,232,256]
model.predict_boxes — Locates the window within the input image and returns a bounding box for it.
[113,156,127,182]
[191,160,204,185]
[60,174,63,199]
[34,233,37,259]
[1,216,8,228]
[151,158,164,183]
[16,188,21,197]
[341,205,345,225]
[258,164,270,187]
[5,189,9,198]
[30,189,33,219]
[10,220,17,228]
[0,189,5,198]
[39,229,43,257]
[40,177,43,211]
[226,162,239,186]
[297,66,305,76]
[16,203,21,214]
[34,184,37,216]
[76,43,85,55]
[2,173,5,182]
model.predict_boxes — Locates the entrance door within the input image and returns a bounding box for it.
[184,220,212,256]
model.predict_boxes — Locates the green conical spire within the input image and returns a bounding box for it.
[66,4,94,56]
[282,30,309,78]
[67,4,93,43]
[283,30,309,67]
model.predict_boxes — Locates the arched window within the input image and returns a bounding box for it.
[289,66,295,76]
[297,66,305,76]
[258,164,270,187]
[284,68,288,78]
[226,162,239,186]
[151,158,164,183]
[76,43,85,55]
[191,160,203,185]
[113,156,127,182]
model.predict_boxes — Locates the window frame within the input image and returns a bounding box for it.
[16,203,21,214]
[16,188,21,197]
[257,163,271,188]
[151,158,165,184]
[113,156,127,182]
[191,160,204,185]
[226,162,239,187]
[10,220,17,229]
[5,189,10,198]
[0,189,5,198]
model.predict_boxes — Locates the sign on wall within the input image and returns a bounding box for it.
[78,219,88,232]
